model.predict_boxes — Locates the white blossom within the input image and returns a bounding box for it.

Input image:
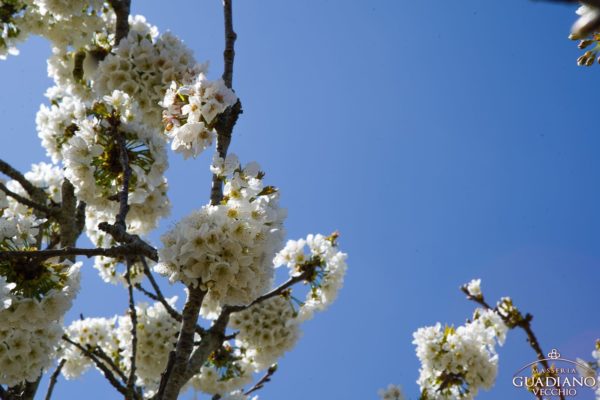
[412,308,507,400]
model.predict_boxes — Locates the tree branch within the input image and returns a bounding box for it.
[137,257,184,323]
[108,0,131,44]
[244,364,277,396]
[124,259,139,397]
[112,124,132,229]
[158,287,206,400]
[58,180,79,261]
[44,360,65,400]
[0,245,154,262]
[62,336,130,397]
[0,182,57,216]
[210,0,242,206]
[97,222,158,261]
[225,270,311,315]
[0,159,46,202]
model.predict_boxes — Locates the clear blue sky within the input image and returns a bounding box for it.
[1,0,599,399]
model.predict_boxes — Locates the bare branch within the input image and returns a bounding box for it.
[225,270,311,315]
[108,0,131,44]
[93,347,128,383]
[159,287,206,400]
[138,257,184,323]
[44,360,66,400]
[222,0,237,89]
[124,259,139,397]
[210,0,242,206]
[244,364,277,396]
[62,335,129,397]
[112,125,132,229]
[97,222,158,261]
[0,245,153,262]
[0,182,57,216]
[58,180,79,259]
[0,159,46,202]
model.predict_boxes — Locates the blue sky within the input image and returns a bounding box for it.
[1,0,599,399]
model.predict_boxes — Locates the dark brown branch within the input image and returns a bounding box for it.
[224,270,311,315]
[124,259,139,397]
[138,257,184,323]
[44,360,66,400]
[0,159,46,202]
[244,364,277,396]
[108,0,131,44]
[210,0,242,205]
[0,182,57,216]
[113,130,131,229]
[93,346,128,383]
[97,222,158,261]
[58,180,79,259]
[159,287,206,400]
[62,336,129,397]
[222,0,237,89]
[0,245,152,262]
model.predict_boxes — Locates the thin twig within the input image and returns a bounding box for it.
[93,347,128,383]
[124,259,139,397]
[97,222,158,261]
[44,359,66,400]
[244,364,277,396]
[138,257,184,324]
[62,335,129,397]
[0,159,46,201]
[210,0,242,206]
[0,182,56,216]
[222,0,237,89]
[224,270,311,315]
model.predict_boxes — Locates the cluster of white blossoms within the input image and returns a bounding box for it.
[161,75,238,158]
[95,20,203,130]
[378,384,405,400]
[61,298,180,396]
[1,176,81,386]
[66,90,169,231]
[230,295,301,370]
[412,307,508,400]
[1,1,351,397]
[156,155,286,318]
[0,254,80,386]
[273,233,348,321]
[1,0,110,61]
[60,316,120,379]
